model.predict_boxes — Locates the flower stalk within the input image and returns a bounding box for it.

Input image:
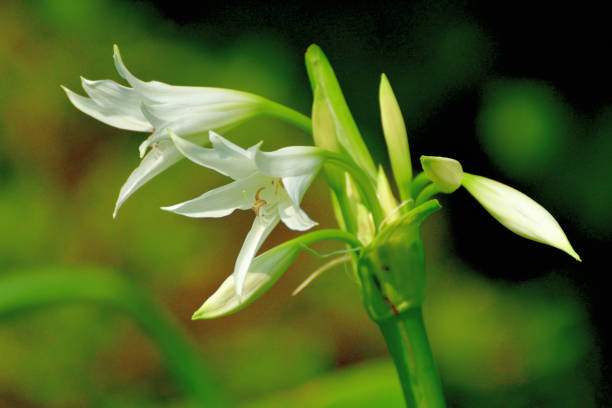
[378,308,446,408]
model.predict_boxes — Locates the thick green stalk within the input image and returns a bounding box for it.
[378,308,446,408]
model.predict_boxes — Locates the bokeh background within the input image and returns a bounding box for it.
[1,0,609,407]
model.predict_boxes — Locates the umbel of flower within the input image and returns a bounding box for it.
[62,45,309,217]
[162,130,323,296]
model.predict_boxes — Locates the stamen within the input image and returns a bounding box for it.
[252,187,267,216]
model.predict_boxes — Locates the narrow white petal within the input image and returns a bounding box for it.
[113,46,260,105]
[462,173,580,261]
[278,199,318,231]
[192,242,300,319]
[113,134,206,217]
[138,104,256,156]
[282,173,317,207]
[161,173,259,218]
[168,131,255,179]
[255,146,324,177]
[234,215,280,297]
[62,86,152,132]
[113,141,181,217]
[112,44,148,89]
[80,77,152,129]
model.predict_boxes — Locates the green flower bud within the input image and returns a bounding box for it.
[420,156,463,193]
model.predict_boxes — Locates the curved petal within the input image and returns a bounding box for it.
[255,146,324,177]
[462,173,581,261]
[161,174,258,218]
[138,104,256,156]
[234,214,280,297]
[168,131,255,179]
[113,134,206,217]
[62,86,152,132]
[282,173,317,207]
[80,77,152,130]
[113,45,259,105]
[278,199,318,231]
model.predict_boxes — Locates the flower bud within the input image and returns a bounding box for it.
[420,156,463,193]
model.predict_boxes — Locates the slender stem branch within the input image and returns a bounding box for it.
[415,183,441,206]
[298,228,363,249]
[377,308,446,408]
[265,101,313,134]
[410,172,432,199]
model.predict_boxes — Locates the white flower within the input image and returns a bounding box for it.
[62,45,266,217]
[162,130,321,296]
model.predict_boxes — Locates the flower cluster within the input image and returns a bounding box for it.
[64,45,580,321]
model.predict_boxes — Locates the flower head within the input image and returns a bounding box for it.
[63,45,267,217]
[162,130,321,296]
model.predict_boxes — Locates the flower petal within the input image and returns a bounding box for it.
[192,241,301,319]
[80,77,152,130]
[278,199,318,231]
[462,172,581,261]
[161,173,261,218]
[62,86,152,132]
[234,214,280,297]
[254,146,325,177]
[113,137,203,217]
[138,103,256,156]
[281,173,317,207]
[113,45,259,105]
[167,131,256,179]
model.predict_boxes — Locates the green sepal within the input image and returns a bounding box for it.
[358,200,442,321]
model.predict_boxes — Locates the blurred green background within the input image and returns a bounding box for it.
[0,1,607,407]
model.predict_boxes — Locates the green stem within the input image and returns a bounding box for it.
[415,183,441,206]
[410,172,432,199]
[265,101,313,134]
[377,308,446,408]
[298,228,363,249]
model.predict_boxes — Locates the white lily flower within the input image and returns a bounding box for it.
[462,172,581,261]
[62,45,267,217]
[162,130,321,296]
